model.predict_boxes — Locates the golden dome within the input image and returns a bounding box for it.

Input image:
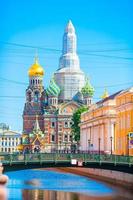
[101,88,109,99]
[28,57,44,77]
[17,144,24,151]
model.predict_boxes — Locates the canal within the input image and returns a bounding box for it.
[4,169,133,200]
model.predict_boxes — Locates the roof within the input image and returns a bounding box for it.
[97,90,123,105]
[0,130,21,137]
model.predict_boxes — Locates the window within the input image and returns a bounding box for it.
[34,91,39,102]
[69,135,72,142]
[28,92,31,102]
[64,134,68,142]
[64,121,68,128]
[51,135,55,142]
[51,122,55,128]
[69,121,73,126]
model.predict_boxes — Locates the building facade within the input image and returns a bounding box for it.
[80,91,122,154]
[0,123,21,153]
[80,88,133,156]
[115,88,133,155]
[22,21,94,153]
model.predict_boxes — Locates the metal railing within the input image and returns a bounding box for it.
[0,153,133,166]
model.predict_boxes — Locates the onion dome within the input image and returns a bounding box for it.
[46,76,61,97]
[81,77,94,97]
[17,144,24,151]
[101,88,109,99]
[28,56,44,77]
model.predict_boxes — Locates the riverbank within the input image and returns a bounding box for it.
[56,167,133,190]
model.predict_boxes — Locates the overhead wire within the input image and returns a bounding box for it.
[0,41,133,60]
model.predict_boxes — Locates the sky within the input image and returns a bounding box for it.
[0,0,133,131]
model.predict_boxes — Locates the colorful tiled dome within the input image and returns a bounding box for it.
[46,76,60,97]
[81,77,94,97]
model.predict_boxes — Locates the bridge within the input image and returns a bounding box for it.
[0,153,133,173]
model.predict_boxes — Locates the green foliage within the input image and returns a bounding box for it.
[71,106,88,142]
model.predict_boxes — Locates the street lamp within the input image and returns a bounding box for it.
[98,137,101,156]
[127,134,129,156]
[59,141,61,153]
[65,142,67,153]
[110,136,113,155]
[88,139,91,154]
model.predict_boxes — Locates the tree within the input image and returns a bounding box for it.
[71,106,88,142]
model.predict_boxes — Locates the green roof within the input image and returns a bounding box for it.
[46,76,61,97]
[81,77,94,97]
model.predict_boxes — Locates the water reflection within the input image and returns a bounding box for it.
[5,169,133,200]
[22,189,116,200]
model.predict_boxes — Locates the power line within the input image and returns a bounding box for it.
[0,96,24,98]
[1,41,133,60]
[0,76,132,89]
[0,77,27,85]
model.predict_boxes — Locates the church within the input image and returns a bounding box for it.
[20,21,94,153]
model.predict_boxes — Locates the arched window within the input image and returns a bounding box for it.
[34,91,39,102]
[33,79,35,84]
[28,92,31,102]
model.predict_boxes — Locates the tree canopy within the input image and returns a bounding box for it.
[71,106,88,142]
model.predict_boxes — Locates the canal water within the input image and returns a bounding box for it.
[4,169,132,200]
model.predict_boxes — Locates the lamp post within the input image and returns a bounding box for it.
[88,139,91,154]
[65,142,67,153]
[98,137,101,156]
[110,136,113,155]
[59,141,61,153]
[127,134,129,156]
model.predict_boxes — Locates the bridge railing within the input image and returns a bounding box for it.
[0,153,133,166]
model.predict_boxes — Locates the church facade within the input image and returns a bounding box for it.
[21,21,94,153]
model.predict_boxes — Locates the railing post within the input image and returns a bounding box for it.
[40,153,42,165]
[24,154,27,165]
[99,154,101,165]
[84,153,86,164]
[128,155,131,167]
[114,154,117,166]
[10,154,12,166]
[54,153,57,164]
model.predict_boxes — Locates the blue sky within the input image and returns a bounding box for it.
[0,0,133,131]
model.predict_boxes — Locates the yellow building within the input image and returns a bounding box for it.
[80,91,122,153]
[80,87,133,156]
[115,87,133,156]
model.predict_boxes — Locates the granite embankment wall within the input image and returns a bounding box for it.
[59,167,133,189]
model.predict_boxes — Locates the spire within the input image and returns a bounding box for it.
[65,20,75,33]
[58,20,80,70]
[101,88,109,99]
[33,115,41,132]
[34,50,39,64]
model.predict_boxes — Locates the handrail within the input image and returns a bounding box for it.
[0,153,133,166]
